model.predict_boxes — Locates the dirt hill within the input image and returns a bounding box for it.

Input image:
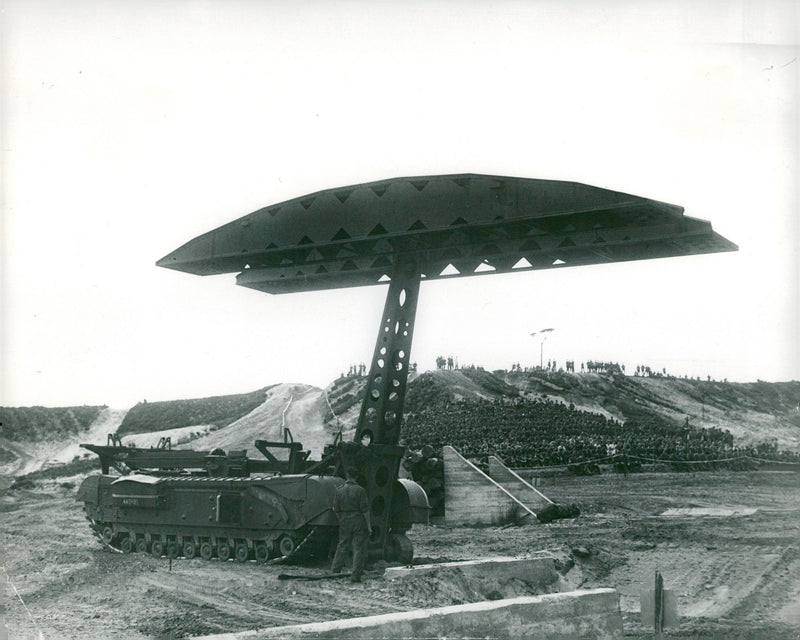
[2,370,798,480]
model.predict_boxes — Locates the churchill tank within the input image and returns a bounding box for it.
[77,437,429,563]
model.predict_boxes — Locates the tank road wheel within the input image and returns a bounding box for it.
[120,537,134,554]
[183,540,197,559]
[101,526,115,545]
[386,533,413,564]
[217,544,231,562]
[199,542,214,561]
[151,540,164,558]
[135,539,148,554]
[254,543,269,564]
[278,535,295,557]
[234,542,249,563]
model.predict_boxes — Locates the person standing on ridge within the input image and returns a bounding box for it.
[331,466,371,582]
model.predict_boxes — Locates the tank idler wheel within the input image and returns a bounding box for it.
[101,526,114,545]
[183,541,197,559]
[234,542,249,563]
[254,543,269,564]
[151,540,164,558]
[386,533,414,564]
[135,539,148,554]
[200,542,214,561]
[120,537,134,553]
[217,544,231,562]
[278,535,295,557]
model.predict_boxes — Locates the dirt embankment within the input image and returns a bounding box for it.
[0,408,128,484]
[3,470,799,639]
[4,372,798,485]
[498,370,800,451]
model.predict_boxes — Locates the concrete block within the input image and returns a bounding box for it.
[489,455,554,513]
[443,445,535,526]
[191,588,623,640]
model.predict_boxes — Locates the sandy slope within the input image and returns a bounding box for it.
[0,408,128,482]
[185,383,335,458]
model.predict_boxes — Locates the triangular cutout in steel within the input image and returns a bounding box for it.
[519,238,541,251]
[371,255,392,268]
[341,260,359,271]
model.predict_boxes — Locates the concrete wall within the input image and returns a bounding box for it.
[443,446,535,526]
[489,455,554,512]
[192,588,623,640]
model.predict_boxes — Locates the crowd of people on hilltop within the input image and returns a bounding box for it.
[342,362,418,378]
[508,360,624,374]
[504,360,729,382]
[347,357,724,383]
[400,397,800,469]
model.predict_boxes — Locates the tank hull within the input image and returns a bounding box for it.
[78,471,428,562]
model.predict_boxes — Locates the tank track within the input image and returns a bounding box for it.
[86,512,335,566]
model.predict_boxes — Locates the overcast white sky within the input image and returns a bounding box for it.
[2,1,798,408]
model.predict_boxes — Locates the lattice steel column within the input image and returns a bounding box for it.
[356,256,420,446]
[354,256,421,556]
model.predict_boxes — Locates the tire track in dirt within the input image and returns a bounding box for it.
[727,546,800,625]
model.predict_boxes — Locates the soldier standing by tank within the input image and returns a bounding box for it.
[331,466,372,582]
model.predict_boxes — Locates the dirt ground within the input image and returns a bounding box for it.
[2,470,799,640]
